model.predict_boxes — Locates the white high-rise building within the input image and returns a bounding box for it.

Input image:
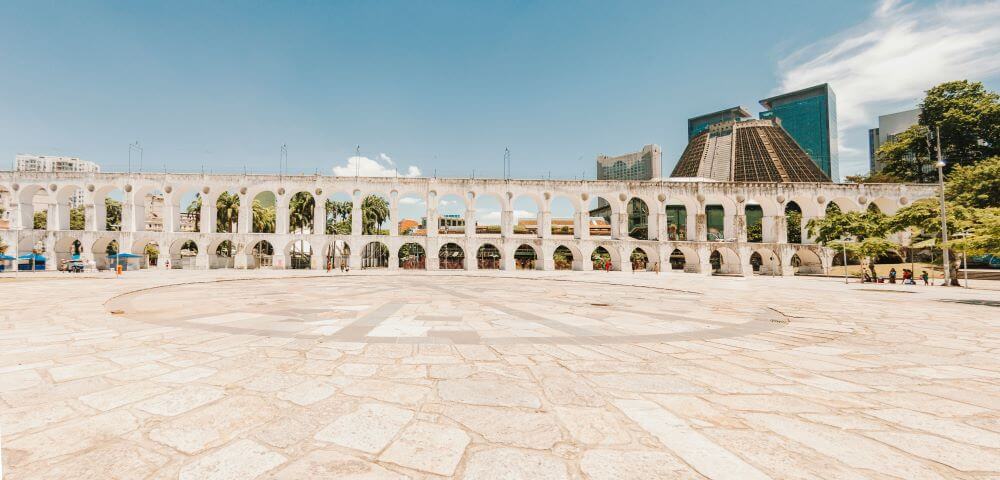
[15,154,101,207]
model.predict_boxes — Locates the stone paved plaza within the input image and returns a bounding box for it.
[1,270,998,479]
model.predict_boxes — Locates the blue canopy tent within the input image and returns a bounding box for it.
[17,253,46,271]
[107,252,143,271]
[0,253,15,272]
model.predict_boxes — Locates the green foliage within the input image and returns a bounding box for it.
[33,210,47,229]
[785,205,802,243]
[746,223,762,243]
[289,192,315,233]
[947,208,1000,255]
[105,198,122,231]
[69,206,85,230]
[919,80,1000,169]
[361,195,389,235]
[886,199,978,240]
[945,156,1000,209]
[215,192,240,233]
[106,240,118,256]
[325,200,353,234]
[252,199,276,233]
[144,243,159,262]
[844,172,905,183]
[875,125,936,183]
[807,209,890,245]
[185,195,201,232]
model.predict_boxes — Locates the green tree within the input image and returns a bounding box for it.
[361,195,389,235]
[945,156,1000,209]
[786,209,802,244]
[289,192,315,234]
[144,243,159,264]
[186,195,202,232]
[807,209,892,279]
[33,210,47,229]
[325,200,353,234]
[106,198,122,231]
[215,192,240,233]
[947,208,1000,256]
[69,206,85,230]
[252,199,276,233]
[919,80,1000,169]
[875,125,936,183]
[887,199,979,285]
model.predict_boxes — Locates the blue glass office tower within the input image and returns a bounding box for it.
[759,84,839,181]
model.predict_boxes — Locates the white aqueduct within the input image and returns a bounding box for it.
[0,171,935,276]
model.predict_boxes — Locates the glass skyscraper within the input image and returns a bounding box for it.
[687,106,751,139]
[758,84,839,181]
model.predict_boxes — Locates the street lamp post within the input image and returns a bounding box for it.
[935,127,950,286]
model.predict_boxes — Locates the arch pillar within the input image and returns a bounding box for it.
[45,201,59,231]
[538,210,551,239]
[652,211,666,241]
[541,244,555,271]
[464,209,476,238]
[388,248,399,271]
[199,194,215,234]
[388,200,398,236]
[501,209,514,237]
[695,213,707,242]
[277,198,291,235]
[763,215,785,243]
[738,245,753,277]
[238,196,250,234]
[574,211,589,240]
[734,214,747,243]
[696,244,712,275]
[426,206,438,238]
[44,235,57,270]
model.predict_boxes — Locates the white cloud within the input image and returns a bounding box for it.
[398,196,424,205]
[331,155,421,177]
[774,0,1000,176]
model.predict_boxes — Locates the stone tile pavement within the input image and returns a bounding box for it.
[0,269,998,479]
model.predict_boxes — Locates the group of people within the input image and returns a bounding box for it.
[863,267,930,285]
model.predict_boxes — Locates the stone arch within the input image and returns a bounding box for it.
[586,194,617,237]
[825,196,861,213]
[591,245,621,271]
[744,203,764,242]
[553,244,582,271]
[511,195,540,235]
[213,188,241,234]
[476,243,501,269]
[324,191,353,235]
[168,238,201,269]
[247,240,275,269]
[514,243,538,270]
[399,242,426,269]
[360,241,389,269]
[667,247,699,272]
[55,184,86,231]
[212,240,236,269]
[18,184,51,230]
[285,239,314,269]
[710,246,742,275]
[249,191,278,233]
[751,246,781,275]
[437,193,467,235]
[473,193,504,234]
[132,239,161,268]
[439,242,465,270]
[288,190,316,234]
[626,197,650,240]
[549,195,577,236]
[630,247,650,271]
[397,192,427,236]
[664,201,690,241]
[869,197,898,215]
[791,247,823,275]
[54,235,84,266]
[785,201,803,244]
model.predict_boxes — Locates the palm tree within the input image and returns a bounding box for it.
[361,195,389,235]
[215,192,240,233]
[252,199,276,233]
[186,195,202,232]
[289,192,315,234]
[325,200,353,234]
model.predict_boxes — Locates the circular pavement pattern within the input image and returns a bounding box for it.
[107,276,787,345]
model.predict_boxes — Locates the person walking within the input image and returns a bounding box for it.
[921,270,929,285]
[889,268,897,284]
[605,260,612,272]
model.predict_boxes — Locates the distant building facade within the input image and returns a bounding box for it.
[596,144,661,181]
[759,84,839,181]
[15,154,101,208]
[868,108,921,173]
[687,106,751,139]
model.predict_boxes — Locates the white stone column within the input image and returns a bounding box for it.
[738,244,753,277]
[45,202,59,231]
[538,210,551,239]
[695,212,707,242]
[199,194,215,234]
[574,211,589,240]
[612,212,626,239]
[762,215,781,243]
[734,214,747,243]
[464,209,476,238]
[653,212,666,241]
[388,200,399,237]
[165,200,178,233]
[350,203,362,236]
[501,209,514,237]
[277,198,291,235]
[238,196,250,234]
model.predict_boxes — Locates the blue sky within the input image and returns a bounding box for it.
[2,0,998,193]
